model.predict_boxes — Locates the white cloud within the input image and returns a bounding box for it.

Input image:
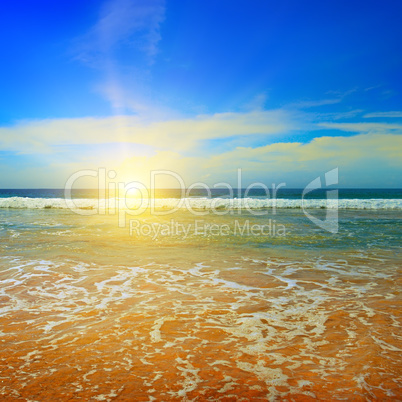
[0,110,297,155]
[73,133,402,188]
[2,100,402,187]
[2,128,401,188]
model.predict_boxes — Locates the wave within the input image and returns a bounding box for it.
[0,196,402,210]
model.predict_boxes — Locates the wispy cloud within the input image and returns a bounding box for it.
[287,98,342,109]
[75,0,165,65]
[318,122,402,133]
[289,88,359,110]
[73,0,165,115]
[325,88,358,98]
[243,93,269,111]
[364,111,402,118]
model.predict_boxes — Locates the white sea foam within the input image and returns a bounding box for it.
[0,253,401,399]
[0,196,401,210]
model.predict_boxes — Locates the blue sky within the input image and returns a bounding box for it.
[0,0,401,188]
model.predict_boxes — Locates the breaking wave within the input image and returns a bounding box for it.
[0,196,401,210]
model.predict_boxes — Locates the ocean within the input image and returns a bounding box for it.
[0,189,401,400]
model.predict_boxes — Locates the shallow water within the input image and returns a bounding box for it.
[0,209,401,400]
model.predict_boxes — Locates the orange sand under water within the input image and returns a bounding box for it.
[0,211,401,400]
[0,255,401,401]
